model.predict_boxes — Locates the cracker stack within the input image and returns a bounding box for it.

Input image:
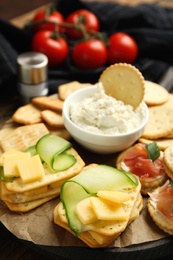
[0,130,85,212]
[54,164,143,248]
[139,81,173,150]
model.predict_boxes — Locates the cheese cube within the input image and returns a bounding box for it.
[17,154,45,183]
[90,197,129,221]
[97,190,132,204]
[75,197,98,225]
[3,150,31,177]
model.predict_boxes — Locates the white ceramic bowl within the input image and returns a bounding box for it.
[62,85,149,154]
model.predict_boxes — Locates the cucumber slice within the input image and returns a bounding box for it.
[60,165,138,235]
[24,145,37,156]
[71,165,138,193]
[61,181,90,234]
[53,152,77,172]
[36,133,72,170]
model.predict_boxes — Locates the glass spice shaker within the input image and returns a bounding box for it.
[17,52,48,104]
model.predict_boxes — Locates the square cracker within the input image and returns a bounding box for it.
[47,126,71,140]
[0,123,49,152]
[53,182,142,247]
[32,96,64,112]
[40,110,64,128]
[3,194,58,212]
[12,103,42,125]
[58,81,92,100]
[4,148,85,193]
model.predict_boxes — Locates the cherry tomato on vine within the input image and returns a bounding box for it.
[72,39,107,69]
[107,32,138,64]
[32,9,65,32]
[31,30,69,67]
[65,9,100,39]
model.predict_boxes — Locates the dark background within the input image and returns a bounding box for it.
[0,0,51,20]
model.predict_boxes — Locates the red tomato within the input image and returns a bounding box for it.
[31,30,69,67]
[107,32,138,64]
[65,9,100,39]
[32,9,65,32]
[72,39,107,69]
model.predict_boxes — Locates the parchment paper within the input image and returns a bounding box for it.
[0,118,170,249]
[0,195,169,248]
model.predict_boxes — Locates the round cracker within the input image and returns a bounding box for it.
[163,146,173,179]
[141,106,173,139]
[139,137,173,151]
[148,194,173,235]
[161,93,173,109]
[144,80,169,106]
[99,63,145,109]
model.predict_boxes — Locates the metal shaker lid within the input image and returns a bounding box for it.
[17,52,48,84]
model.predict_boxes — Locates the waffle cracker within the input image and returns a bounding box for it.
[99,63,145,109]
[0,123,49,152]
[12,103,42,125]
[144,80,169,106]
[32,96,63,112]
[58,81,92,100]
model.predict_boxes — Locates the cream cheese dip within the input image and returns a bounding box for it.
[69,83,147,135]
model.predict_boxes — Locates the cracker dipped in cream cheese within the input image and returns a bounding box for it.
[70,83,147,135]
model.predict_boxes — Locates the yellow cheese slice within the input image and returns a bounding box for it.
[90,197,129,221]
[3,150,31,177]
[97,190,132,204]
[75,197,98,225]
[17,154,45,183]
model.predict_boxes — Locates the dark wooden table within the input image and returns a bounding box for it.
[1,0,173,259]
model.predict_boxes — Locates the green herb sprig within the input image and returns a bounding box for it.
[145,142,160,162]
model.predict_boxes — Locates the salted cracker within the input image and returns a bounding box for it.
[141,106,173,139]
[40,110,64,128]
[162,146,173,180]
[47,126,71,140]
[58,81,92,100]
[12,103,42,125]
[99,63,145,109]
[139,137,173,151]
[3,194,58,213]
[32,96,64,112]
[144,80,169,106]
[54,182,142,248]
[161,93,173,109]
[53,164,142,248]
[4,148,85,193]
